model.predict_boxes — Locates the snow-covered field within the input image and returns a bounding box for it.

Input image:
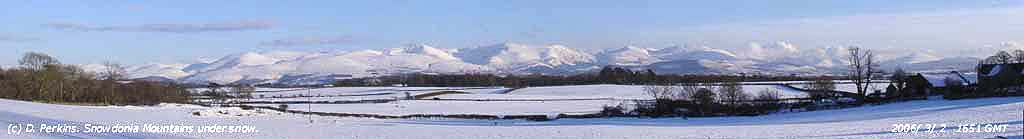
[252,100,620,116]
[220,80,884,104]
[833,83,892,94]
[15,84,1017,138]
[508,85,648,99]
[247,87,509,97]
[2,96,1021,138]
[225,84,811,116]
[217,83,872,116]
[223,87,510,103]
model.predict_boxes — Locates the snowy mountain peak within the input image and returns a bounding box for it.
[767,41,800,52]
[652,44,737,61]
[611,46,649,53]
[455,43,594,68]
[125,63,191,79]
[597,46,656,65]
[540,44,595,65]
[236,52,276,66]
[192,52,278,73]
[385,44,459,60]
[657,44,718,53]
[259,51,310,60]
[122,41,984,85]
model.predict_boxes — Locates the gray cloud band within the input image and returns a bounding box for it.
[43,21,273,33]
[0,35,40,42]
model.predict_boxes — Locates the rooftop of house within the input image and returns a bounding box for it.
[978,63,1024,77]
[915,71,974,87]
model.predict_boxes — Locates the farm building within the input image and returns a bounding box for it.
[976,63,1024,94]
[902,71,975,97]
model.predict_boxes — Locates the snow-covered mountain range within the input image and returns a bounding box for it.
[110,41,1013,85]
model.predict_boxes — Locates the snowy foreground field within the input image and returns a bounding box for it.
[232,84,811,116]
[2,94,1022,138]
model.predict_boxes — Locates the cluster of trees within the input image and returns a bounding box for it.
[956,49,1024,99]
[596,67,657,84]
[330,66,840,88]
[625,45,883,117]
[198,83,256,103]
[883,68,925,101]
[0,52,190,105]
[941,76,971,99]
[632,82,784,117]
[980,49,1024,64]
[805,77,839,100]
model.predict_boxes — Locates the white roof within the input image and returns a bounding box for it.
[984,65,1003,77]
[959,73,978,84]
[920,73,967,87]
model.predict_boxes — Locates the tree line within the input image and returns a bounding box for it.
[0,52,190,105]
[327,66,841,88]
[618,81,785,117]
[980,49,1024,65]
[623,46,878,117]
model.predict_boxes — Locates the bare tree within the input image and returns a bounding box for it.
[230,85,255,102]
[689,87,717,115]
[755,88,781,102]
[19,52,60,70]
[1013,50,1024,63]
[755,88,782,112]
[806,77,837,99]
[986,51,1014,64]
[675,83,703,101]
[887,68,910,99]
[943,76,966,98]
[100,61,126,81]
[802,78,835,90]
[690,87,717,104]
[718,81,747,105]
[718,81,747,115]
[205,83,226,104]
[100,61,126,103]
[643,84,676,100]
[847,47,878,98]
[60,65,89,102]
[18,52,62,101]
[889,68,907,93]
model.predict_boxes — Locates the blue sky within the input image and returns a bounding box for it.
[1,0,1022,65]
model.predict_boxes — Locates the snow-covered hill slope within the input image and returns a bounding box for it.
[653,45,738,61]
[595,46,657,66]
[173,45,494,85]
[455,42,596,72]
